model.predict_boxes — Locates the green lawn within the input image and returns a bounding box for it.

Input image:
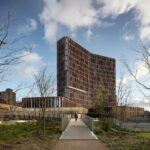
[137,133,150,139]
[94,120,150,150]
[0,120,61,150]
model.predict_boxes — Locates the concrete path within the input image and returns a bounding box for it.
[60,119,97,140]
[52,140,108,150]
[52,119,108,150]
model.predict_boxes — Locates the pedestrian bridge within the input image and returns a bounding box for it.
[52,115,108,150]
[60,115,98,140]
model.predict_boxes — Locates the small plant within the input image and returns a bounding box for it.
[102,119,111,132]
[94,126,104,134]
[0,118,4,125]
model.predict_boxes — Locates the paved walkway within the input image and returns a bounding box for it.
[52,140,108,150]
[52,119,108,150]
[60,119,97,140]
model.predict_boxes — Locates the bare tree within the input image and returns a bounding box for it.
[123,42,150,112]
[123,42,150,90]
[32,66,56,135]
[116,72,132,121]
[0,11,31,83]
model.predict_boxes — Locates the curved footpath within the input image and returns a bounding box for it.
[52,119,108,150]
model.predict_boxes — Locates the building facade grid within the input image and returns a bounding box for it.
[57,37,116,108]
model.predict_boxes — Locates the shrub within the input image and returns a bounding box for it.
[102,119,111,131]
[94,126,104,134]
[101,119,119,132]
[94,119,120,132]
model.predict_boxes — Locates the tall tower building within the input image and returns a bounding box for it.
[57,37,116,108]
[0,88,16,105]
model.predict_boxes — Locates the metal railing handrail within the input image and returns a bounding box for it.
[81,114,93,131]
[62,114,71,132]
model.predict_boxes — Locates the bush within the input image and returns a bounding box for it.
[101,119,118,132]
[102,119,111,131]
[94,126,104,134]
[94,119,119,132]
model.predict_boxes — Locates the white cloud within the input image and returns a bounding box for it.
[44,22,58,42]
[39,0,100,41]
[123,34,134,41]
[12,52,44,78]
[96,0,150,42]
[117,60,149,86]
[140,26,150,42]
[132,98,150,111]
[19,18,37,35]
[135,0,150,26]
[135,61,149,79]
[14,66,38,78]
[20,51,41,64]
[86,28,92,39]
[117,76,134,85]
[39,0,150,42]
[135,0,150,41]
[96,0,137,18]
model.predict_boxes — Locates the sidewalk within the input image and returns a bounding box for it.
[60,119,97,140]
[52,140,108,150]
[52,118,108,150]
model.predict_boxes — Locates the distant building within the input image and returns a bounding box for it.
[22,97,82,108]
[143,111,150,117]
[114,106,144,119]
[57,36,116,108]
[0,89,16,105]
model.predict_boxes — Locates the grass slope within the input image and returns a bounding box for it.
[94,120,150,150]
[0,120,61,150]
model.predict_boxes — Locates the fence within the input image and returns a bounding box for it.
[114,119,150,131]
[62,114,71,132]
[0,107,88,121]
[81,114,93,131]
[127,117,150,123]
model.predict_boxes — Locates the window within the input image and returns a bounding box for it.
[51,99,55,108]
[64,49,68,55]
[64,61,68,66]
[66,81,70,86]
[56,98,59,107]
[64,92,68,98]
[64,55,68,61]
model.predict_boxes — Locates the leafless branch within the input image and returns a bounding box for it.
[122,42,150,90]
[116,71,132,120]
[0,11,32,83]
[31,66,56,135]
[117,72,132,106]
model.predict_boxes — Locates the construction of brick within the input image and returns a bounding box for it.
[0,37,145,120]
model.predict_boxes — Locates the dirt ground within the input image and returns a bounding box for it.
[52,140,108,150]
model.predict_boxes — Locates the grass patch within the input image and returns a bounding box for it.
[0,120,61,150]
[94,119,150,150]
[137,133,150,141]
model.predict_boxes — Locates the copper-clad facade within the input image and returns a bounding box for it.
[57,37,116,108]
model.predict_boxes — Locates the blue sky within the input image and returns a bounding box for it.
[0,0,150,111]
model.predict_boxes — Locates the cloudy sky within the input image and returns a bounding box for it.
[0,0,150,111]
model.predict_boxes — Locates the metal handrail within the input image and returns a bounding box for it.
[62,114,71,132]
[81,114,93,131]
